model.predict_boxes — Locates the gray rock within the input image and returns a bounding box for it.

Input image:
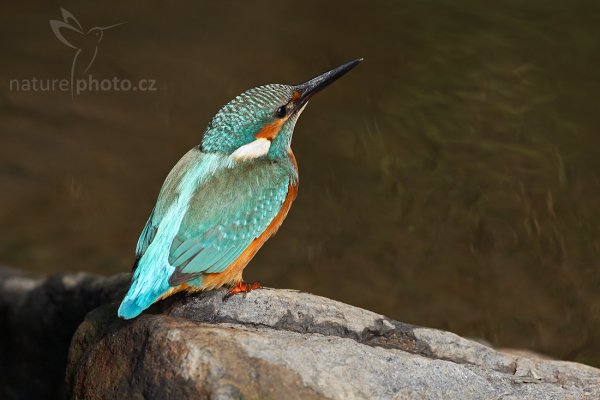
[2,268,599,399]
[67,286,600,399]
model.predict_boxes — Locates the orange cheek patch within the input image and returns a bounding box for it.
[255,118,286,140]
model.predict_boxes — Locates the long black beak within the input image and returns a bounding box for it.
[293,58,363,110]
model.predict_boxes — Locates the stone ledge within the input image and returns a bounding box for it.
[1,268,599,399]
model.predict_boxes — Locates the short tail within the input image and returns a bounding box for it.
[117,299,145,320]
[117,275,170,320]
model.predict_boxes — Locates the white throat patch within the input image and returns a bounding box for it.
[230,138,271,161]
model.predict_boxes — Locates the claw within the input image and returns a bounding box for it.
[223,281,262,301]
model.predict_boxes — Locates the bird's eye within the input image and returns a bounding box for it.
[275,105,287,118]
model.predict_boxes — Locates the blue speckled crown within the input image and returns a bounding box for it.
[201,84,295,155]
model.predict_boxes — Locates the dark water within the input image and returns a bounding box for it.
[1,1,600,365]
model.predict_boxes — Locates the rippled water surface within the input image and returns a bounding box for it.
[1,1,599,366]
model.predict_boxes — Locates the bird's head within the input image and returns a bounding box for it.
[200,59,362,161]
[86,22,126,44]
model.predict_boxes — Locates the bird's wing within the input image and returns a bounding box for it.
[60,8,83,31]
[131,148,207,271]
[135,206,157,259]
[167,161,291,286]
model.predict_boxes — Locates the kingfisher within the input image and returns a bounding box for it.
[118,59,362,319]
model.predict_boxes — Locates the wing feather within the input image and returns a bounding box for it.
[135,207,157,257]
[166,161,292,286]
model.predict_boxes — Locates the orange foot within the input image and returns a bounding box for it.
[223,281,262,301]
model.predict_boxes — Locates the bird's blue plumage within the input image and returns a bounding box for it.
[118,149,295,319]
[168,158,291,276]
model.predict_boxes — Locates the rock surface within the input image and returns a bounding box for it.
[68,287,600,399]
[2,268,600,399]
[0,268,129,399]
